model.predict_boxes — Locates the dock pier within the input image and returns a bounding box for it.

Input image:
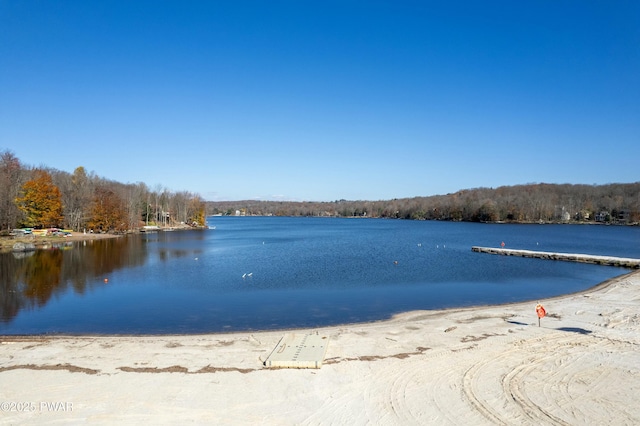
[471,246,640,269]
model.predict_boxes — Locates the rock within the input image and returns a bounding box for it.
[12,242,36,252]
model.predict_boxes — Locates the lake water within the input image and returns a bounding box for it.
[1,217,638,334]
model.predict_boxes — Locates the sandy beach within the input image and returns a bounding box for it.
[1,270,639,425]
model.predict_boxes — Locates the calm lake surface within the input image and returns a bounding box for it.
[1,217,638,334]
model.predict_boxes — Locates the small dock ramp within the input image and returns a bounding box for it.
[264,333,329,369]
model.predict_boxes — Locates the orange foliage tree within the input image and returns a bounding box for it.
[188,195,206,226]
[15,169,64,228]
[87,186,127,232]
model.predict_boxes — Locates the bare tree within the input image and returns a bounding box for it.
[0,150,24,230]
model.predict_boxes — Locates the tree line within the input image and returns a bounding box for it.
[3,148,638,231]
[0,150,206,233]
[207,183,640,224]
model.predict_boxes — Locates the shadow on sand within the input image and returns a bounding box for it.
[556,327,592,335]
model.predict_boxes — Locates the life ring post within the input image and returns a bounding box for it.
[535,303,546,327]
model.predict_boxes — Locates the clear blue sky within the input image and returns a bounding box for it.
[1,1,639,201]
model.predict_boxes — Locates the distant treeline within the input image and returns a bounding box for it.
[3,147,638,230]
[207,183,640,224]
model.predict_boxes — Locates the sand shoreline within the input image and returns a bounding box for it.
[1,273,622,340]
[1,270,639,424]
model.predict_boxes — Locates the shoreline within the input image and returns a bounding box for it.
[0,226,205,252]
[0,271,627,339]
[0,271,628,339]
[0,232,120,253]
[1,271,639,424]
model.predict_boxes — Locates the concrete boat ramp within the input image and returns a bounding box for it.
[472,246,640,269]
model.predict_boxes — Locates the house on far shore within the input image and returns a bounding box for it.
[596,210,631,223]
[555,206,571,222]
[575,210,590,221]
[616,210,630,223]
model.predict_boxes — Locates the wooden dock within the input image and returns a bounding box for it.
[264,334,330,369]
[471,246,640,269]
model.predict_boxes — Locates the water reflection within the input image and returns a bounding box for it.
[1,236,148,324]
[144,229,207,262]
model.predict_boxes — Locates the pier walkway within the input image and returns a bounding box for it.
[472,246,640,269]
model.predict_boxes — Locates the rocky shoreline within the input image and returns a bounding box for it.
[0,225,207,253]
[0,233,120,253]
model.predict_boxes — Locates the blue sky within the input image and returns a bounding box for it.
[1,1,638,201]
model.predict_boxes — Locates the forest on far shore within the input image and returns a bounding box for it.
[207,182,640,225]
[2,149,639,231]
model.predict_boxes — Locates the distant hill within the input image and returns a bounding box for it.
[206,183,640,224]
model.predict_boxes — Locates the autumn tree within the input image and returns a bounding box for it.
[187,195,206,226]
[15,169,64,228]
[87,186,127,232]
